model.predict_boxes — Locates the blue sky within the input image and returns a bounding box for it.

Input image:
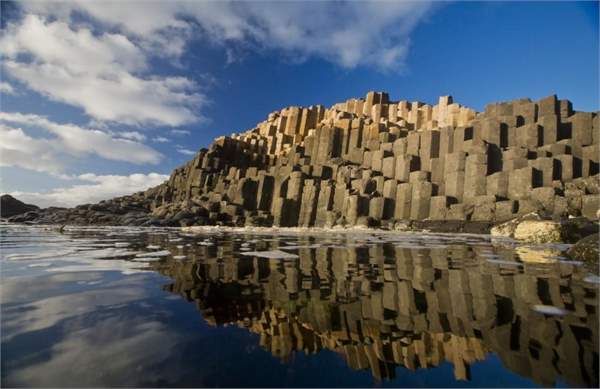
[0,1,598,207]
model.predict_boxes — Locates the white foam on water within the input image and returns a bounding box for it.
[135,250,171,258]
[532,305,568,316]
[584,275,600,285]
[173,255,187,260]
[114,242,130,248]
[179,233,199,237]
[240,250,299,259]
[132,257,163,262]
[147,245,161,250]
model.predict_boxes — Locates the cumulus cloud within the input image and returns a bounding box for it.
[0,125,65,175]
[23,1,434,71]
[0,14,204,126]
[8,173,169,208]
[0,112,163,174]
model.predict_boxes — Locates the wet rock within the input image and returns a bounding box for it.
[560,217,599,243]
[513,220,564,243]
[493,212,599,243]
[567,234,599,265]
[490,212,543,238]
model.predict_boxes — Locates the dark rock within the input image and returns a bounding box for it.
[1,195,39,218]
[561,217,599,243]
[567,234,599,266]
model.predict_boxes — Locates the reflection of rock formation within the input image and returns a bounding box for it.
[154,240,599,387]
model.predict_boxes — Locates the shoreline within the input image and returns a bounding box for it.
[0,220,494,236]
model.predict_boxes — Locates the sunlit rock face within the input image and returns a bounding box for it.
[8,92,598,227]
[144,93,598,228]
[151,234,599,387]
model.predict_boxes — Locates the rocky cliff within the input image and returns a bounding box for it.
[6,92,599,228]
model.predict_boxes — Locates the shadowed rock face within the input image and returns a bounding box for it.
[9,92,599,227]
[0,194,39,218]
[150,236,599,387]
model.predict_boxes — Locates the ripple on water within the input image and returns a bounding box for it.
[532,305,568,316]
[240,250,299,259]
[0,223,598,388]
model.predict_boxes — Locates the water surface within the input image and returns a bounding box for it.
[1,224,598,387]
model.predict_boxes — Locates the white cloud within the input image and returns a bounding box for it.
[0,112,163,174]
[8,172,168,208]
[176,146,197,156]
[170,129,191,136]
[23,1,434,71]
[0,81,17,95]
[117,131,146,142]
[0,125,65,175]
[0,14,204,126]
[152,136,170,143]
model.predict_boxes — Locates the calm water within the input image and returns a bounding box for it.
[1,224,598,388]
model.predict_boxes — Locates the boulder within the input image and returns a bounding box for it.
[490,212,542,238]
[560,217,599,243]
[567,234,599,265]
[492,214,599,244]
[513,220,563,243]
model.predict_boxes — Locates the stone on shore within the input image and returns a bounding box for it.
[513,220,564,243]
[567,233,599,266]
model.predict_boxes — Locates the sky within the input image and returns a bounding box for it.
[0,1,598,208]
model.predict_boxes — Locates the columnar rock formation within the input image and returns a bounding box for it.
[148,92,598,228]
[6,92,598,227]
